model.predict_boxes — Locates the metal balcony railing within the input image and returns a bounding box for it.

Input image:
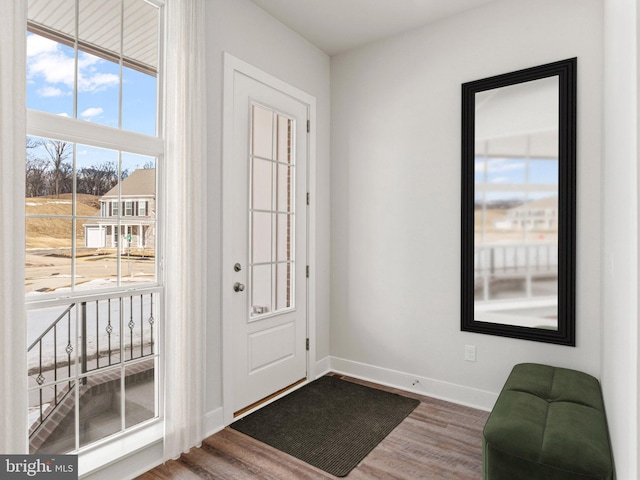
[27,291,157,439]
[27,303,75,435]
[474,242,558,301]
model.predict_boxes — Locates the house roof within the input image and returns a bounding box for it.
[102,168,156,199]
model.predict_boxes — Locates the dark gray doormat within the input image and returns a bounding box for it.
[230,375,420,477]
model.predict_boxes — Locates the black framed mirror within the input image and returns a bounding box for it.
[461,58,576,346]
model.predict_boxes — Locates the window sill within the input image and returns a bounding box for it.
[78,420,163,478]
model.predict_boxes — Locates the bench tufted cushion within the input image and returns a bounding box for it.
[483,363,615,480]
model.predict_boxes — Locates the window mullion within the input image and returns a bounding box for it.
[27,110,163,157]
[119,0,124,131]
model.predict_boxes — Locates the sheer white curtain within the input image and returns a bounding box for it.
[0,0,28,454]
[163,0,208,459]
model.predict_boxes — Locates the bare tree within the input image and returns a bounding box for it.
[26,157,50,197]
[26,136,38,154]
[78,161,119,196]
[25,138,48,197]
[39,139,72,198]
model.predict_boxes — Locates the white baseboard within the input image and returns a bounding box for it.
[315,356,331,378]
[204,407,225,437]
[329,356,497,411]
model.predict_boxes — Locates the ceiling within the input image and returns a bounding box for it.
[28,0,158,74]
[249,0,497,56]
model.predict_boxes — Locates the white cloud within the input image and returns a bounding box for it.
[37,86,63,97]
[483,159,525,173]
[77,52,119,92]
[27,35,120,95]
[28,49,75,88]
[57,112,70,117]
[489,177,509,184]
[27,34,58,57]
[78,72,120,93]
[80,107,104,118]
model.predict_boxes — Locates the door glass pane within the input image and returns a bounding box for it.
[252,105,273,159]
[252,212,272,264]
[252,158,273,211]
[277,115,292,163]
[276,213,293,263]
[251,265,272,316]
[250,105,296,318]
[276,262,292,310]
[277,163,294,213]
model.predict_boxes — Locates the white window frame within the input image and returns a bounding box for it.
[25,0,166,471]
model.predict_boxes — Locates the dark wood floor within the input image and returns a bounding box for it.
[136,374,489,479]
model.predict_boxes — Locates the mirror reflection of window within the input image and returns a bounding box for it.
[473,77,559,330]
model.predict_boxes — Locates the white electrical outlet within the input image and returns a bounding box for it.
[464,344,477,362]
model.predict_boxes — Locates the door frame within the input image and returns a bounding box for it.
[221,53,317,425]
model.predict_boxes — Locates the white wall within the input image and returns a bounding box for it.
[602,1,638,479]
[330,0,603,403]
[204,0,331,414]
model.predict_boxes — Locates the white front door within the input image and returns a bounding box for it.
[227,69,309,414]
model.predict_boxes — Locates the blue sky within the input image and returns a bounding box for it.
[26,32,157,170]
[27,33,156,172]
[475,156,558,203]
[475,157,558,184]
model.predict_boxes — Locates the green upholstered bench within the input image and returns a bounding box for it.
[483,363,615,480]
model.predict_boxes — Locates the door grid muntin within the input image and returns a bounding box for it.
[248,103,296,320]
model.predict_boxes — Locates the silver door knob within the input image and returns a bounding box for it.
[233,282,245,292]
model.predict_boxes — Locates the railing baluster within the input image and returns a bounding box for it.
[38,341,43,423]
[107,298,112,365]
[149,294,154,355]
[53,324,57,403]
[140,294,144,357]
[81,302,87,384]
[67,309,72,390]
[95,300,99,370]
[129,296,134,360]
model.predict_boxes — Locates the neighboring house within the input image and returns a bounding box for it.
[494,196,558,231]
[84,168,156,250]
